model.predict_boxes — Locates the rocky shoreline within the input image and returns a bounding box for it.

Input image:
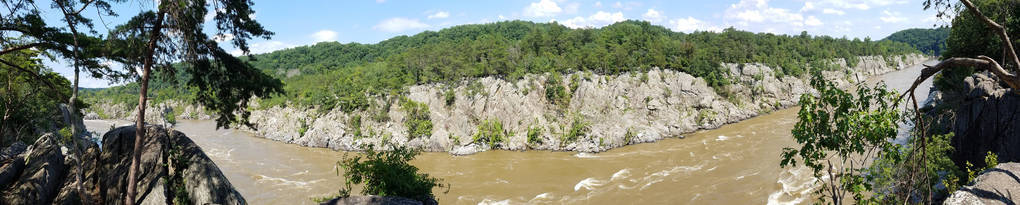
[87,54,929,155]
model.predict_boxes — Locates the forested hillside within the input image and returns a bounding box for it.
[882,27,950,55]
[86,20,920,112]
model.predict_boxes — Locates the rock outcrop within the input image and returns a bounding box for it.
[86,54,929,154]
[925,72,1020,168]
[240,54,928,154]
[945,162,1020,204]
[0,125,245,204]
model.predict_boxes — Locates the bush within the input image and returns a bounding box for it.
[400,98,433,139]
[560,116,589,146]
[544,72,571,107]
[336,144,445,202]
[443,88,456,106]
[526,125,543,147]
[472,119,507,148]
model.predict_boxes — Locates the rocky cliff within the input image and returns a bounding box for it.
[924,71,1020,169]
[944,162,1020,204]
[238,54,927,154]
[0,125,245,204]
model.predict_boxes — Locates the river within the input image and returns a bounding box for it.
[83,60,936,205]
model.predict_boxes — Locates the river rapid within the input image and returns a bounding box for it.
[84,60,935,205]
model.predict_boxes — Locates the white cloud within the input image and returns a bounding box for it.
[373,18,430,32]
[822,8,845,15]
[427,11,450,19]
[212,33,234,43]
[642,9,664,22]
[800,1,815,12]
[231,41,295,56]
[498,15,507,20]
[668,16,721,33]
[524,0,562,17]
[726,0,805,27]
[880,10,905,23]
[805,16,823,26]
[560,11,625,29]
[311,30,338,42]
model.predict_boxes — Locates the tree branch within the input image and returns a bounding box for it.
[0,43,43,56]
[960,0,1020,70]
[897,56,1019,104]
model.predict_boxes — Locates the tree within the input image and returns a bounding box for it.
[780,74,902,204]
[104,1,281,204]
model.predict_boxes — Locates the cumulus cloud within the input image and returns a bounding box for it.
[822,8,845,15]
[373,18,430,32]
[726,0,805,27]
[428,11,450,19]
[642,9,664,22]
[230,41,295,56]
[805,16,823,26]
[560,11,625,29]
[880,10,905,23]
[524,0,562,17]
[311,30,338,42]
[668,16,721,33]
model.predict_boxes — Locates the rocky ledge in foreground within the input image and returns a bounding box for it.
[945,162,1020,204]
[0,125,244,204]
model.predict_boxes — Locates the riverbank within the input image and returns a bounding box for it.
[86,54,930,154]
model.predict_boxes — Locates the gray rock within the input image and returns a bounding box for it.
[2,134,68,204]
[99,125,246,205]
[945,163,1020,205]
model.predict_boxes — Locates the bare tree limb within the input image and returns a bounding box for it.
[897,56,1018,104]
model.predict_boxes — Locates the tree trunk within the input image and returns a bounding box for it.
[54,1,90,202]
[125,11,164,205]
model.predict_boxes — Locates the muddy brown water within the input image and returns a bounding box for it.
[84,60,936,205]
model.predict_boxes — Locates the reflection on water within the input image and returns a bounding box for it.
[83,60,936,205]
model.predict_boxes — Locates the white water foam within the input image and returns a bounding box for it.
[716,135,730,141]
[254,174,323,188]
[610,169,632,181]
[573,152,599,158]
[574,178,605,191]
[767,167,819,205]
[478,198,511,205]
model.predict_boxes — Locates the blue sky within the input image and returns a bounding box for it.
[42,0,946,87]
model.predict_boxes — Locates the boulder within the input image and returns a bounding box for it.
[945,162,1020,205]
[99,125,246,205]
[2,134,68,204]
[0,141,27,188]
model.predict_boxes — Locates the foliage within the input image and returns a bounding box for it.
[400,98,432,139]
[472,119,507,148]
[88,21,921,114]
[336,144,445,202]
[0,49,75,146]
[882,27,951,56]
[526,125,543,147]
[935,0,1019,94]
[544,72,571,108]
[560,115,590,146]
[780,73,901,204]
[443,88,456,106]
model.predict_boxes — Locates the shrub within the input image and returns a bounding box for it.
[443,88,456,106]
[560,116,589,146]
[400,98,433,139]
[472,119,507,148]
[526,125,543,147]
[544,73,571,107]
[336,144,445,202]
[349,115,363,140]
